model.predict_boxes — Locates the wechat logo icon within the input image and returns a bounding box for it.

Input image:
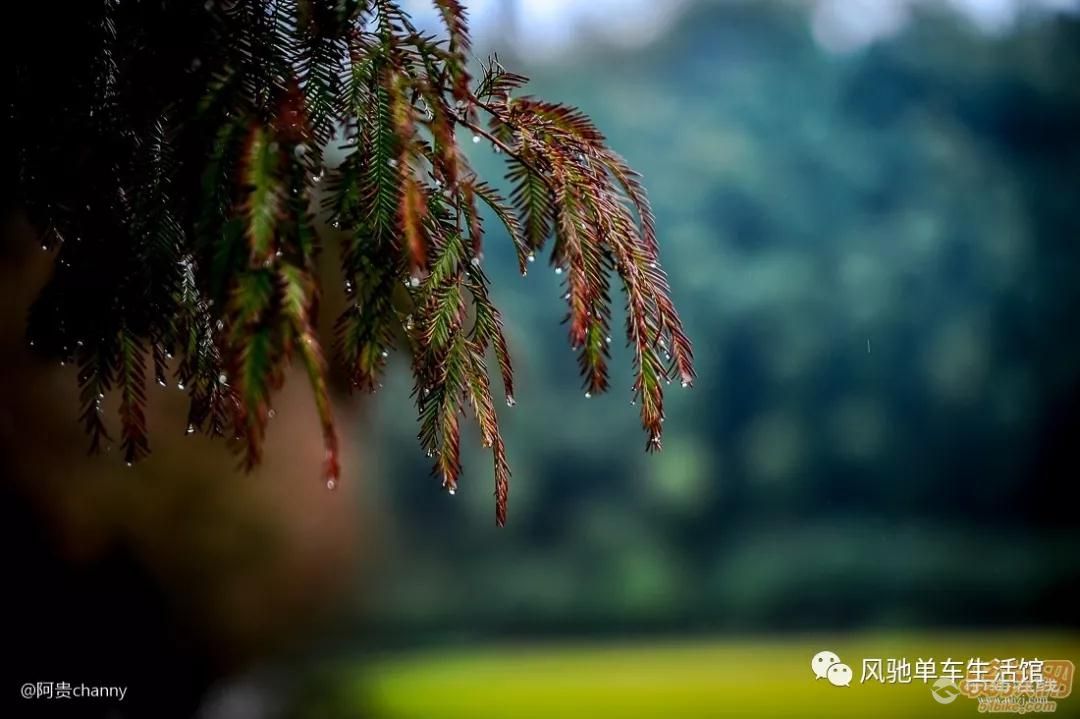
[812,650,852,687]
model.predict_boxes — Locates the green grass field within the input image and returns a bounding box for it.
[344,633,1080,719]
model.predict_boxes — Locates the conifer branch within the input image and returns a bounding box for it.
[11,0,694,524]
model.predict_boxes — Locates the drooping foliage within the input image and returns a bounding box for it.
[7,0,694,524]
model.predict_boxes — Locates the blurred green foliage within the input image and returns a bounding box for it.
[354,1,1080,638]
[293,632,1080,718]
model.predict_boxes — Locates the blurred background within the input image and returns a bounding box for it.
[3,0,1080,717]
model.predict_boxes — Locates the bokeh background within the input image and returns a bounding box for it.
[3,1,1080,717]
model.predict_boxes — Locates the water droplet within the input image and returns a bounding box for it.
[268,409,276,419]
[326,478,337,490]
[506,395,516,407]
[177,382,185,390]
[294,143,308,159]
[186,424,195,435]
[527,253,536,263]
[471,256,481,267]
[126,461,133,468]
[426,449,434,458]
[410,276,421,288]
[605,336,612,344]
[215,319,224,331]
[650,262,657,269]
[554,267,563,274]
[447,486,456,496]
[190,57,202,71]
[423,387,431,397]
[564,293,571,300]
[584,392,592,399]
[381,350,389,358]
[218,373,227,384]
[157,377,167,388]
[681,381,690,388]
[493,144,501,154]
[472,135,481,144]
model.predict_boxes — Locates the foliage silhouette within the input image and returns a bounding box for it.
[8,0,693,524]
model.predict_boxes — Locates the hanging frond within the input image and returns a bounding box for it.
[11,0,694,524]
